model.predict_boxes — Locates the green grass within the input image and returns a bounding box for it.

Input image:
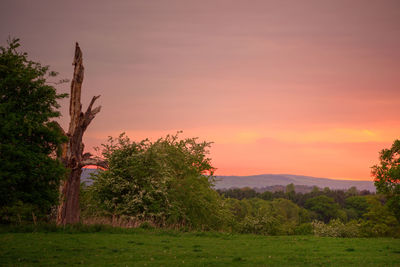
[1,229,399,266]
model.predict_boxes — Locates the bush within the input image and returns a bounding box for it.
[312,219,361,237]
[360,196,400,237]
[294,223,313,235]
[87,133,228,230]
[239,215,282,235]
[0,202,39,224]
[138,222,154,230]
[224,197,309,235]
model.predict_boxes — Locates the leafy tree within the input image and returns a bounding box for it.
[224,198,251,221]
[89,133,227,229]
[327,189,347,207]
[235,198,280,235]
[305,195,339,223]
[220,187,258,200]
[224,197,310,235]
[0,38,67,222]
[346,186,358,197]
[361,196,399,237]
[344,196,369,219]
[285,183,296,201]
[271,198,309,225]
[371,139,400,221]
[259,191,273,201]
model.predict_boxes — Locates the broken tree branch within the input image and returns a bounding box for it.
[57,43,103,225]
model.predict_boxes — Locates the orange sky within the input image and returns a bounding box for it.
[1,0,400,180]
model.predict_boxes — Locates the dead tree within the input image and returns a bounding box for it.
[57,43,106,225]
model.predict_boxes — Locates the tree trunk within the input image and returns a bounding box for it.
[57,43,102,225]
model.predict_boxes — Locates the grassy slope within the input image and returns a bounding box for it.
[1,230,399,266]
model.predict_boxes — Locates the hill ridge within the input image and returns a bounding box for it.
[214,173,375,192]
[81,169,376,192]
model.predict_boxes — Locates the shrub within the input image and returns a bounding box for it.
[294,223,313,235]
[239,215,281,235]
[360,196,400,237]
[224,197,308,235]
[312,219,361,237]
[87,133,228,230]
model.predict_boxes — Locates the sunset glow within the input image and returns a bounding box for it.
[2,0,399,180]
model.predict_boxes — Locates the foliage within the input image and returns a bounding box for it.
[166,171,228,230]
[237,198,282,235]
[219,187,258,200]
[344,196,369,220]
[221,192,399,237]
[285,183,296,201]
[88,134,171,220]
[312,219,361,238]
[360,196,400,237]
[218,186,373,209]
[294,223,313,235]
[371,139,400,221]
[0,38,67,223]
[224,197,310,235]
[88,133,227,230]
[305,195,340,223]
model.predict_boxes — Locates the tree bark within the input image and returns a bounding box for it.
[57,43,102,225]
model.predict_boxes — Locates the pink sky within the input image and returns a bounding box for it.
[1,1,400,180]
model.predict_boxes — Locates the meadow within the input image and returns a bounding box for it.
[1,228,399,266]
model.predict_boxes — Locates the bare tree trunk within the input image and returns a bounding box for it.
[57,43,102,225]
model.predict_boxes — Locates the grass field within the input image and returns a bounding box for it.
[1,229,400,266]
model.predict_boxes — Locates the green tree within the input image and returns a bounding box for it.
[285,183,296,201]
[344,196,369,219]
[224,198,251,221]
[371,139,400,221]
[305,195,339,223]
[361,196,399,237]
[232,198,308,235]
[0,38,67,222]
[89,133,227,230]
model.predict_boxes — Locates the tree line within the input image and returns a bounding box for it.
[76,132,399,237]
[218,185,373,221]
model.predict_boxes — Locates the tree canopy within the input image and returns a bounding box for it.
[305,195,340,223]
[371,139,400,221]
[0,38,67,222]
[87,132,226,229]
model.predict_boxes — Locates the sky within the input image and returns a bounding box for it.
[1,0,399,180]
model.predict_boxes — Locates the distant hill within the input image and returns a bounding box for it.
[251,185,319,194]
[80,169,375,192]
[214,174,375,192]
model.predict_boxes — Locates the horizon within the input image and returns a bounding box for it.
[215,173,374,182]
[2,1,399,181]
[82,165,374,182]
